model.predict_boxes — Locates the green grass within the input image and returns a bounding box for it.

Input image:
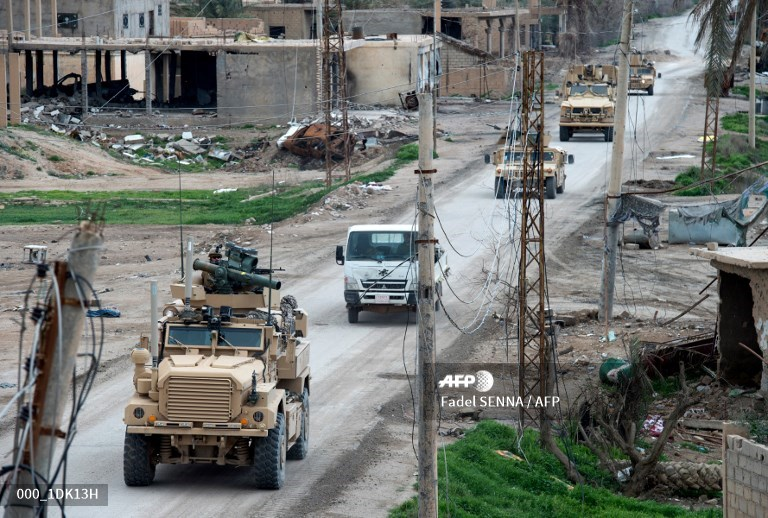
[672,133,768,195]
[0,141,35,161]
[389,421,719,518]
[48,155,64,162]
[720,112,768,135]
[0,143,422,225]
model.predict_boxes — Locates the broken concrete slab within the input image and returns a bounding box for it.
[172,139,206,156]
[50,124,66,134]
[124,134,146,144]
[182,131,194,140]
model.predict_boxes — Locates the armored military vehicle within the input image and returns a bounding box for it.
[485,131,574,200]
[629,50,657,95]
[559,64,617,142]
[123,241,310,489]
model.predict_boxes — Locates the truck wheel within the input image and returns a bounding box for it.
[604,127,614,142]
[556,177,565,194]
[647,85,654,96]
[347,307,359,323]
[124,432,156,486]
[545,177,556,200]
[494,177,506,199]
[253,412,286,489]
[287,388,309,460]
[559,126,570,142]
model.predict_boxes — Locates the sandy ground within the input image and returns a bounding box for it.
[0,12,763,517]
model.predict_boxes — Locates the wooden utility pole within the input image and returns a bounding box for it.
[750,4,756,149]
[6,221,103,517]
[598,0,632,324]
[416,91,438,518]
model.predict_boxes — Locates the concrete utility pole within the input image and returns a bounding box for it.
[6,221,103,517]
[750,4,756,149]
[416,91,438,518]
[598,0,632,324]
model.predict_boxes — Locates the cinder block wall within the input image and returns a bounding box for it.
[724,435,768,518]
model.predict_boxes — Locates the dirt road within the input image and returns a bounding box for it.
[0,12,728,517]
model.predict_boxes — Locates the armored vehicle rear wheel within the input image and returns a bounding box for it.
[494,177,506,199]
[123,432,157,486]
[647,85,654,96]
[287,388,309,460]
[545,177,556,200]
[559,126,570,142]
[348,307,359,323]
[604,127,614,142]
[253,412,286,489]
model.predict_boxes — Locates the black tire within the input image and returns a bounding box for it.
[559,126,570,142]
[647,85,654,96]
[287,388,309,460]
[545,176,556,200]
[347,306,359,323]
[494,177,506,199]
[253,412,286,489]
[604,127,614,142]
[124,432,156,487]
[556,176,565,194]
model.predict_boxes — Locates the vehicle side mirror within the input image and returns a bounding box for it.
[657,72,661,79]
[568,154,574,164]
[484,154,491,164]
[434,245,444,263]
[335,245,345,265]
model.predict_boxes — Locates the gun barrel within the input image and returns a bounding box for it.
[193,259,281,290]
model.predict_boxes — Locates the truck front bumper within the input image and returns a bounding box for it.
[345,290,416,307]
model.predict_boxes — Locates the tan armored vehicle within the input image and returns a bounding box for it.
[485,132,574,200]
[629,50,658,95]
[559,64,617,143]
[123,241,310,489]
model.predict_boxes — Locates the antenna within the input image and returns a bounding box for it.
[178,162,185,278]
[267,168,275,324]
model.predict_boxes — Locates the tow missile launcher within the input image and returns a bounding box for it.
[123,240,310,489]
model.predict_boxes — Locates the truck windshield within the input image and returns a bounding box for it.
[168,326,211,346]
[590,85,609,96]
[570,85,588,95]
[504,150,525,162]
[347,231,416,261]
[219,327,263,349]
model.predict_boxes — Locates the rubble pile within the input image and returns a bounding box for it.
[300,181,394,222]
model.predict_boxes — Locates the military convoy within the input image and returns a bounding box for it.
[559,64,618,143]
[123,240,309,489]
[485,132,573,200]
[629,50,658,95]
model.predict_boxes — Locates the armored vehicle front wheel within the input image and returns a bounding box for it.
[348,306,360,323]
[545,177,556,200]
[556,178,565,194]
[123,432,157,486]
[559,126,570,142]
[287,388,309,460]
[253,412,287,489]
[604,127,614,142]
[647,85,654,96]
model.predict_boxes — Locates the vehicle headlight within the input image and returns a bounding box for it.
[344,276,358,291]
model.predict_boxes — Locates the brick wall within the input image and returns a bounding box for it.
[440,45,511,98]
[724,435,768,518]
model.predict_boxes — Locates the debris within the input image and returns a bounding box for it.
[124,134,145,144]
[86,308,121,318]
[643,415,665,437]
[50,124,66,134]
[599,330,617,342]
[208,148,232,162]
[182,131,194,140]
[172,139,206,156]
[495,450,524,462]
[213,188,237,194]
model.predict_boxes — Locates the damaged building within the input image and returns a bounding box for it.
[2,1,567,126]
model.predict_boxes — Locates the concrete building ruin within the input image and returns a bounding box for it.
[693,247,768,394]
[1,1,567,126]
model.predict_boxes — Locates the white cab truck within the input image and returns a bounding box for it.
[335,224,449,323]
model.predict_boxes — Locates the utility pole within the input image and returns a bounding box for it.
[6,221,103,517]
[598,0,632,324]
[416,90,438,518]
[750,4,756,149]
